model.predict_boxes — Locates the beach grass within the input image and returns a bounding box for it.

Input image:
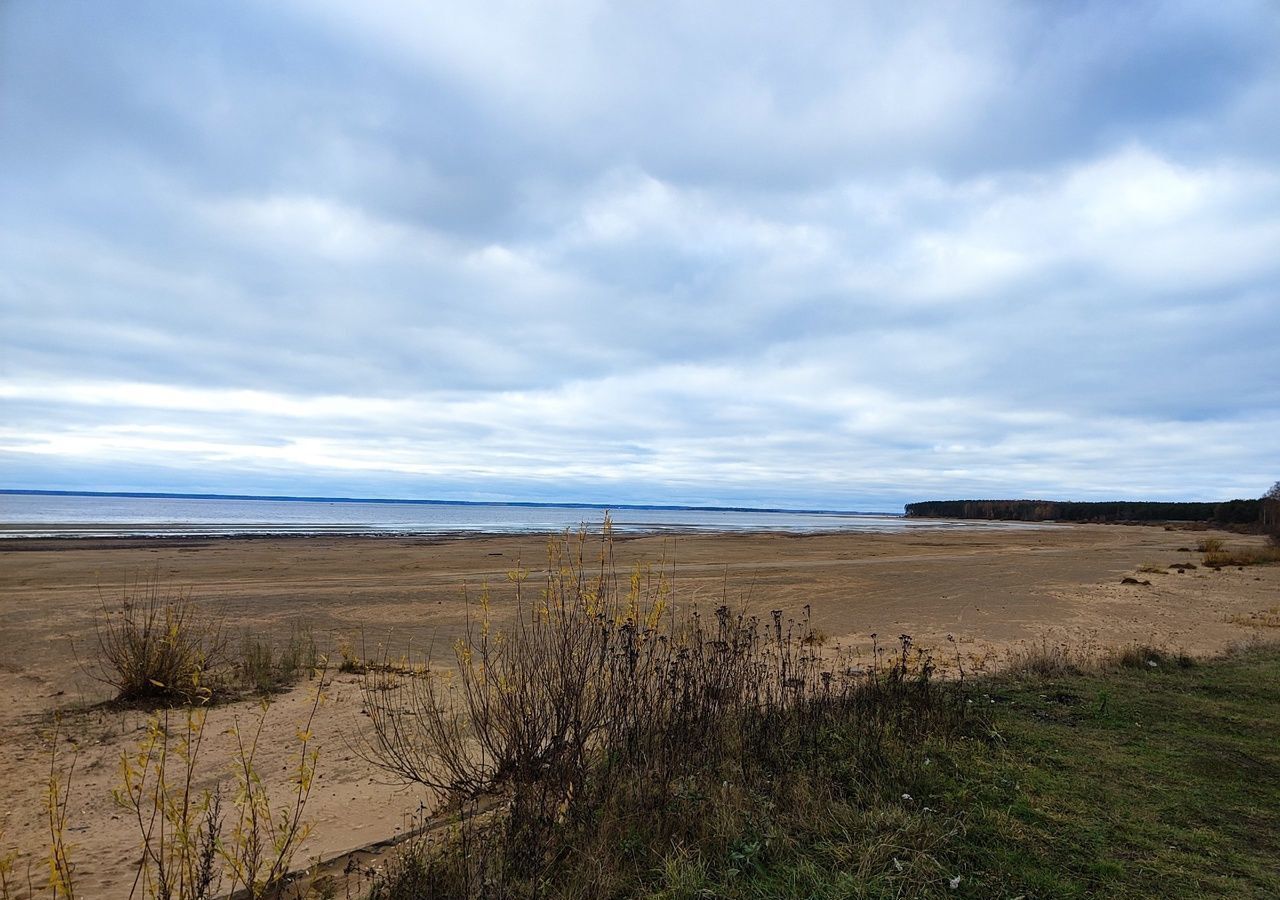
[1203,544,1280,568]
[938,641,1280,898]
[90,579,229,705]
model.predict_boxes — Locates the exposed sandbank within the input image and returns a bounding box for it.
[1,524,1275,897]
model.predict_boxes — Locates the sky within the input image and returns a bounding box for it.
[1,1,1278,512]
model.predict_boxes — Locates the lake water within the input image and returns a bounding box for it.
[0,492,1022,539]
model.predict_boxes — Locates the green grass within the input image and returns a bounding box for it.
[366,646,1280,898]
[638,645,1280,899]
[948,646,1280,898]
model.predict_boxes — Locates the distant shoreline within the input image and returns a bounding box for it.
[904,497,1265,529]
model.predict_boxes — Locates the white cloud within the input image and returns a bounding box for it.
[199,194,435,262]
[905,146,1280,296]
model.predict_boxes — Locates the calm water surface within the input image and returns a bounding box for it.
[0,493,1032,539]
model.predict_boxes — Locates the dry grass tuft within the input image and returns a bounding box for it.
[1203,545,1280,568]
[1003,639,1085,678]
[1103,644,1195,670]
[235,624,319,695]
[90,578,229,705]
[1228,606,1280,629]
[87,575,320,706]
[1003,640,1195,677]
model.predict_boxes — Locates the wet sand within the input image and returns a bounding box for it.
[1,524,1276,897]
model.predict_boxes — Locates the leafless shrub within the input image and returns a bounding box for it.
[7,682,326,900]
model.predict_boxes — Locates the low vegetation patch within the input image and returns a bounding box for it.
[236,624,319,695]
[1203,544,1280,568]
[90,579,230,705]
[364,639,1280,899]
[1103,643,1195,670]
[358,526,1280,899]
[360,522,969,897]
[88,576,320,706]
[1228,606,1280,629]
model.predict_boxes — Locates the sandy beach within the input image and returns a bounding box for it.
[1,523,1276,897]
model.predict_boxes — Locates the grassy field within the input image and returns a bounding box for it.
[938,644,1280,899]
[364,644,1280,899]
[654,644,1280,899]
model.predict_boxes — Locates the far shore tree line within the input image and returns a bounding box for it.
[906,483,1280,537]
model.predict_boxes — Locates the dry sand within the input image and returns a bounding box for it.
[1,524,1276,897]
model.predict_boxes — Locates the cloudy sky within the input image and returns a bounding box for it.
[1,1,1277,511]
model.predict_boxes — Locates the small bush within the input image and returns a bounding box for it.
[1104,644,1194,670]
[1203,545,1280,568]
[337,639,365,674]
[92,579,229,705]
[1196,538,1225,554]
[91,577,319,706]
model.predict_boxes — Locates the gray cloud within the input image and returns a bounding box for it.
[2,0,1278,509]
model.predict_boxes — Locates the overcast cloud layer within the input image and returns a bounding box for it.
[2,1,1278,510]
